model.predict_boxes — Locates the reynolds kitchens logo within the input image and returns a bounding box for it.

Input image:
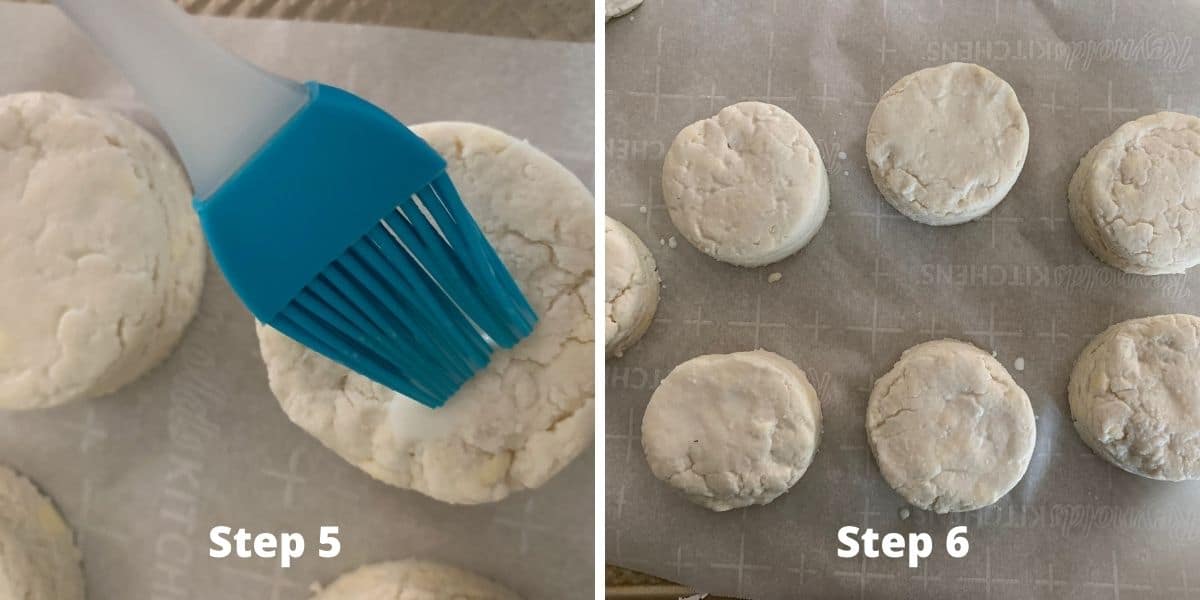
[925,31,1193,73]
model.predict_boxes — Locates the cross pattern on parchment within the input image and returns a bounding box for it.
[801,310,832,344]
[682,304,715,337]
[709,513,771,596]
[872,255,897,289]
[957,547,1021,598]
[219,564,302,600]
[979,211,1024,248]
[833,497,894,600]
[1160,94,1193,114]
[1034,563,1070,593]
[728,295,788,347]
[606,404,639,463]
[61,406,107,454]
[1081,80,1139,124]
[912,558,942,592]
[1040,191,1069,232]
[613,483,628,522]
[1035,315,1071,347]
[615,172,670,231]
[666,544,697,579]
[617,28,720,123]
[747,31,800,108]
[1167,568,1200,597]
[810,82,838,114]
[786,552,819,585]
[925,313,952,339]
[76,476,130,547]
[261,446,308,509]
[649,26,663,122]
[877,32,896,65]
[1041,86,1067,118]
[963,303,1023,351]
[854,72,894,109]
[1078,550,1153,597]
[1089,306,1119,338]
[1033,551,1154,598]
[846,298,903,357]
[493,496,547,556]
[842,197,908,240]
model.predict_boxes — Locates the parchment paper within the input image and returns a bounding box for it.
[0,5,593,598]
[606,1,1200,598]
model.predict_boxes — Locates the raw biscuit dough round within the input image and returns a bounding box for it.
[866,62,1029,225]
[867,339,1036,513]
[641,349,822,511]
[662,101,829,267]
[1069,314,1200,480]
[0,92,205,410]
[1068,112,1200,275]
[312,560,521,600]
[257,122,594,505]
[605,216,659,357]
[606,0,643,20]
[0,465,84,600]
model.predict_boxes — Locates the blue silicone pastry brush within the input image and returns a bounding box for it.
[53,0,537,407]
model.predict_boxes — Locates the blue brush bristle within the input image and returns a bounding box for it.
[195,83,538,408]
[275,173,537,407]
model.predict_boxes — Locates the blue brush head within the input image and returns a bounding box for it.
[195,82,537,407]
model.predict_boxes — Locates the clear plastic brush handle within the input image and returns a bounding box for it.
[51,0,308,198]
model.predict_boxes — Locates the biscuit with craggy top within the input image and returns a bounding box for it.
[866,62,1029,225]
[257,122,594,505]
[662,102,829,267]
[641,349,822,511]
[605,216,659,357]
[1069,314,1200,480]
[0,92,205,410]
[1069,112,1200,275]
[867,339,1035,513]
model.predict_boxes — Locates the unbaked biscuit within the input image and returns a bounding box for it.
[866,62,1029,225]
[605,216,659,357]
[258,122,594,505]
[662,102,829,267]
[1069,314,1200,480]
[312,560,521,600]
[606,0,643,20]
[641,350,822,511]
[0,465,84,600]
[1069,112,1200,275]
[0,92,205,410]
[867,339,1036,513]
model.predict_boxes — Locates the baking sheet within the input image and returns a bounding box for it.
[0,5,593,599]
[605,1,1200,598]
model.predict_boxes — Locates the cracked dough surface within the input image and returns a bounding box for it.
[0,465,84,600]
[866,62,1029,225]
[1068,112,1200,275]
[606,0,642,20]
[641,349,822,511]
[0,92,205,410]
[312,560,521,600]
[867,339,1035,513]
[662,102,829,267]
[1069,314,1200,480]
[605,216,658,357]
[258,122,594,505]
